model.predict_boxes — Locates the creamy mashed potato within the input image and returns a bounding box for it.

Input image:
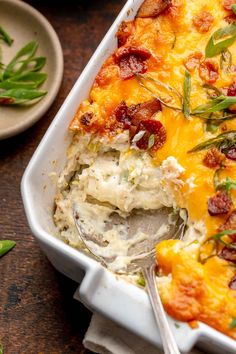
[54,131,185,271]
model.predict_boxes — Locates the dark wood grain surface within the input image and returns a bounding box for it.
[0,1,126,353]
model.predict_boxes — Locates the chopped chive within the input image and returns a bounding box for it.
[148,134,155,149]
[230,318,236,329]
[0,26,13,46]
[0,240,16,258]
[205,24,236,58]
[183,70,191,119]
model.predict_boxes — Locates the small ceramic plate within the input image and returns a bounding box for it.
[0,0,64,139]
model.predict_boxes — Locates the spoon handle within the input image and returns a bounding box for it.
[143,265,181,354]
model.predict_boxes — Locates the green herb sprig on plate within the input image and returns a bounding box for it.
[0,27,47,105]
[0,26,13,46]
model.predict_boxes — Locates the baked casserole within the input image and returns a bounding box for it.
[54,0,236,340]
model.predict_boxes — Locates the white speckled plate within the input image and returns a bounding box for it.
[0,0,64,139]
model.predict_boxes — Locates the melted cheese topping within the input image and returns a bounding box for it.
[59,0,236,340]
[71,0,236,235]
[157,240,236,340]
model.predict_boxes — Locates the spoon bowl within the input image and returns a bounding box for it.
[73,204,184,354]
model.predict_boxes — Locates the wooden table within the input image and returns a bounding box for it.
[0,1,126,353]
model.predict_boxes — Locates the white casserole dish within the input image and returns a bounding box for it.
[21,1,236,352]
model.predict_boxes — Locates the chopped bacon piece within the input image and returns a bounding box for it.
[118,56,146,79]
[183,52,203,72]
[208,191,232,216]
[222,146,236,161]
[193,11,214,33]
[136,0,171,18]
[223,81,236,117]
[199,59,219,84]
[229,275,236,290]
[219,210,236,241]
[221,123,228,132]
[113,98,162,130]
[129,98,162,126]
[113,98,162,133]
[134,119,166,150]
[219,246,236,264]
[203,148,225,168]
[114,46,151,80]
[224,14,236,23]
[127,103,141,118]
[116,21,133,47]
[227,82,236,97]
[80,112,93,126]
[113,101,131,129]
[222,0,236,11]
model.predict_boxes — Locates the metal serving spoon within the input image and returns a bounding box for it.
[73,205,184,354]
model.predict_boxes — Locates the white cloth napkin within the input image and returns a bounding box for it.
[83,313,204,354]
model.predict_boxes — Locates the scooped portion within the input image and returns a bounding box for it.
[54,131,185,271]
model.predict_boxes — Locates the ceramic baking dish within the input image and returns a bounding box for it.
[21,1,236,352]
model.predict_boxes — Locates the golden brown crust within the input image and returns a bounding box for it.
[136,0,171,18]
[203,148,225,169]
[116,21,134,47]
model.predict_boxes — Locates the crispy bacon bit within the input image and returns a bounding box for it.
[219,246,236,264]
[219,210,236,241]
[113,101,131,129]
[199,59,219,84]
[136,0,171,18]
[208,191,232,216]
[229,275,236,290]
[127,103,141,118]
[114,46,151,80]
[222,0,236,11]
[193,11,214,33]
[134,119,167,150]
[221,123,228,132]
[129,98,162,126]
[80,112,93,126]
[222,146,236,161]
[183,52,203,72]
[116,21,133,47]
[113,98,162,131]
[227,82,236,97]
[203,148,225,168]
[224,14,236,23]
